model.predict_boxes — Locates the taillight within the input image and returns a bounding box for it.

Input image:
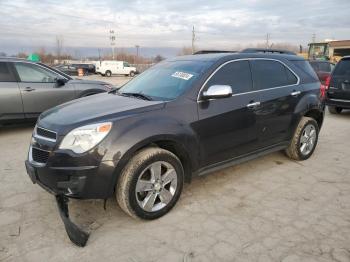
[320,75,331,99]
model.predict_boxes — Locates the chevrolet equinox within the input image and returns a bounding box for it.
[25,50,325,246]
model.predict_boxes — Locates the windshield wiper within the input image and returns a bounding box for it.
[120,92,153,101]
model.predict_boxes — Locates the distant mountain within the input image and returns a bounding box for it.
[0,45,181,59]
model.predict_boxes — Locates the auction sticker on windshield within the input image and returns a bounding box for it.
[171,71,194,80]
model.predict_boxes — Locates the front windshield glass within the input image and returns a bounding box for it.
[119,60,211,101]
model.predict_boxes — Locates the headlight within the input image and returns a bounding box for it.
[59,122,112,154]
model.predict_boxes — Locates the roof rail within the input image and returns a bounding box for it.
[240,48,296,55]
[194,50,237,55]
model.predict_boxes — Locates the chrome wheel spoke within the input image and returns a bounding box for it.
[150,162,162,181]
[300,143,307,154]
[159,189,173,205]
[162,169,177,186]
[142,192,158,212]
[136,179,153,193]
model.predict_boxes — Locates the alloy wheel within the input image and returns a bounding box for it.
[299,124,317,156]
[135,161,178,212]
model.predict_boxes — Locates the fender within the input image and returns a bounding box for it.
[103,113,200,196]
[290,91,324,137]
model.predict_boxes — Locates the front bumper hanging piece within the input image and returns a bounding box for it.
[55,195,89,247]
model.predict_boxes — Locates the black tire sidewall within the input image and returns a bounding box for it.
[127,152,184,220]
[296,119,319,160]
[106,71,111,77]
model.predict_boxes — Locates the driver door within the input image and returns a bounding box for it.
[13,62,75,118]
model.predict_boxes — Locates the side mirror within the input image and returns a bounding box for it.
[55,78,67,87]
[202,85,232,100]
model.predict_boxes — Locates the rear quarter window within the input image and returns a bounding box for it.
[291,60,319,82]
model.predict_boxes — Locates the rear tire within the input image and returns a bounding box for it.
[328,106,342,114]
[116,147,184,220]
[105,70,112,77]
[129,71,135,77]
[285,117,319,161]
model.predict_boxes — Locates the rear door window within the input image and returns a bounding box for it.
[0,62,16,82]
[205,60,253,94]
[250,60,297,90]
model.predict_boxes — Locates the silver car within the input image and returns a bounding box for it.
[0,58,114,124]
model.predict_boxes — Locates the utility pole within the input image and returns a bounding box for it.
[109,29,116,60]
[312,33,316,43]
[265,33,270,49]
[135,45,140,65]
[192,26,196,54]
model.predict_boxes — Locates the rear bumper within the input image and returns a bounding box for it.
[326,98,350,109]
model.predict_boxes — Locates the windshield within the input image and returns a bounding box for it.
[118,60,211,101]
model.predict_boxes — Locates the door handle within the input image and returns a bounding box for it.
[290,91,301,97]
[24,87,36,92]
[246,102,261,109]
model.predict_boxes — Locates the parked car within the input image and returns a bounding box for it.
[0,58,114,124]
[325,56,350,113]
[309,60,335,84]
[25,50,325,246]
[95,60,137,77]
[55,64,79,76]
[71,63,96,75]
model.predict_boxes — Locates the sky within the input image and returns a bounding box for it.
[1,0,350,56]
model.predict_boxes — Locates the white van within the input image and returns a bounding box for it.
[95,61,137,77]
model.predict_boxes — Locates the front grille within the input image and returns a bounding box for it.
[36,127,57,141]
[32,147,50,164]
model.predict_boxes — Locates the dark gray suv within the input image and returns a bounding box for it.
[0,58,113,124]
[25,50,325,246]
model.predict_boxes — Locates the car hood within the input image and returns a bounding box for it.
[39,93,165,132]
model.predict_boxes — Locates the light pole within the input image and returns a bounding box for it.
[110,30,116,60]
[135,45,140,65]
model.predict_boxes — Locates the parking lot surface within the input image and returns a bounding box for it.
[0,76,350,262]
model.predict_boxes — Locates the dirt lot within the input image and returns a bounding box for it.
[0,76,350,262]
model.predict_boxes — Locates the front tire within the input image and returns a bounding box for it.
[328,106,342,114]
[285,117,319,161]
[116,147,184,220]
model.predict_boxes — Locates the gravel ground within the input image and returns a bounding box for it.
[0,76,349,262]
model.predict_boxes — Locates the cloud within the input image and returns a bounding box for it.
[0,0,349,51]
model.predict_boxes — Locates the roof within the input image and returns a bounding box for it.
[168,52,304,64]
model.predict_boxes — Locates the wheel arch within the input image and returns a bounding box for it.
[109,135,196,196]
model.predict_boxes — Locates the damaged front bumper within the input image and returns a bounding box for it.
[25,160,95,247]
[55,195,89,247]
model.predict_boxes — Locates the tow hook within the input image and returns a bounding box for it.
[55,195,89,247]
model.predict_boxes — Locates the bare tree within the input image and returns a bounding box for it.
[55,35,64,61]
